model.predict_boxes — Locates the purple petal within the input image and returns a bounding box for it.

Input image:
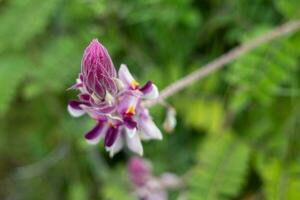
[94,80,106,99]
[105,126,119,147]
[97,73,117,96]
[98,104,116,113]
[117,93,139,115]
[107,131,124,158]
[79,93,90,102]
[128,157,151,186]
[124,116,137,129]
[80,105,109,120]
[68,100,82,109]
[85,70,96,93]
[95,41,116,77]
[67,82,83,91]
[139,81,153,94]
[81,39,116,79]
[67,100,85,117]
[84,122,107,144]
[140,81,159,99]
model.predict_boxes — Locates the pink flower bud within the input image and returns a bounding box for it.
[128,157,152,186]
[81,39,117,99]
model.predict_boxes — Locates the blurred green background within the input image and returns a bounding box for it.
[0,0,300,199]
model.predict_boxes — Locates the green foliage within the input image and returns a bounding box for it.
[256,156,300,200]
[176,97,225,134]
[226,30,300,111]
[68,181,88,200]
[187,133,250,200]
[0,56,31,115]
[102,166,133,200]
[276,0,300,18]
[31,36,83,95]
[0,0,59,53]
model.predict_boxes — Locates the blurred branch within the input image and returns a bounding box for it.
[5,143,69,180]
[145,20,300,107]
[13,143,69,179]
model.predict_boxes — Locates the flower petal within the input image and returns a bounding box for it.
[139,109,162,140]
[140,81,159,99]
[126,126,137,138]
[159,173,182,189]
[97,73,118,96]
[79,93,91,102]
[126,129,143,156]
[118,93,139,116]
[67,100,85,117]
[104,126,119,147]
[94,80,106,99]
[128,157,152,186]
[107,132,124,158]
[118,64,137,89]
[123,116,137,130]
[82,39,116,78]
[85,122,107,145]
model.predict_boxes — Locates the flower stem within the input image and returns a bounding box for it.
[146,20,300,107]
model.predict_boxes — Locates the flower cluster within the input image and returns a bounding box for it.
[128,157,182,200]
[68,39,162,157]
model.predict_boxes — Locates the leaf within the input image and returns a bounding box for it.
[187,133,250,200]
[226,30,300,111]
[0,56,31,115]
[275,0,300,18]
[176,98,224,134]
[25,36,83,97]
[68,181,88,200]
[0,0,59,53]
[256,156,300,200]
[102,166,133,200]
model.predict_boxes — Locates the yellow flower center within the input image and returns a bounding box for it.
[131,80,139,90]
[126,105,136,115]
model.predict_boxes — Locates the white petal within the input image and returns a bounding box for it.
[140,118,163,140]
[107,134,124,158]
[118,64,135,87]
[126,131,143,156]
[126,127,137,138]
[114,78,125,90]
[143,84,159,99]
[159,173,182,188]
[67,104,85,117]
[86,134,104,145]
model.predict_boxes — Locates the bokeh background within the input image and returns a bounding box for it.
[0,0,300,199]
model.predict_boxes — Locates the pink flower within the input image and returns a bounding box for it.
[68,39,162,157]
[128,157,182,200]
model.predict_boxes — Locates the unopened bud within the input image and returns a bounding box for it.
[163,107,176,133]
[91,92,102,104]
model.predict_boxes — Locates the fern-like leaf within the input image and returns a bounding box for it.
[256,156,300,200]
[226,30,300,112]
[187,133,250,200]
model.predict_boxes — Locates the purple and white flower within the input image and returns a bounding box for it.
[68,39,162,157]
[128,157,182,200]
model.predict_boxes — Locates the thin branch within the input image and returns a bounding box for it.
[145,20,300,107]
[13,143,69,179]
